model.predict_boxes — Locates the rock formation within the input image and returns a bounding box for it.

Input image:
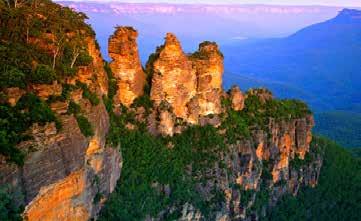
[230,86,245,111]
[190,41,224,116]
[108,26,146,107]
[148,33,197,121]
[146,34,224,130]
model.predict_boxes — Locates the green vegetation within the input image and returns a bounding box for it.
[99,94,228,220]
[0,0,94,88]
[221,89,311,144]
[0,66,25,89]
[0,186,23,221]
[314,111,361,148]
[104,62,117,101]
[0,93,59,165]
[76,81,100,106]
[75,115,94,137]
[67,100,94,137]
[30,64,56,84]
[265,136,361,221]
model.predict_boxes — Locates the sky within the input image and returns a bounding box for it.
[62,0,361,7]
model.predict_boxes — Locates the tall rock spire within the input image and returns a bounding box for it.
[108,26,146,107]
[190,41,224,116]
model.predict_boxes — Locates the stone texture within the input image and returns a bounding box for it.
[31,81,62,100]
[149,33,197,121]
[146,34,224,135]
[190,41,224,116]
[230,86,245,111]
[109,26,146,107]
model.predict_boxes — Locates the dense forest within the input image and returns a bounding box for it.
[314,111,361,148]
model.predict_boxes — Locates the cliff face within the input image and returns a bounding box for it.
[108,27,146,107]
[0,36,121,221]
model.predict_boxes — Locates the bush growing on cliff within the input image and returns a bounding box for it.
[75,115,94,137]
[29,64,57,84]
[75,52,93,66]
[104,62,117,101]
[0,66,26,89]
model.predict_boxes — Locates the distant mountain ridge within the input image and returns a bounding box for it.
[223,8,361,112]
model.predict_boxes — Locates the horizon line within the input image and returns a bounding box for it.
[55,0,361,8]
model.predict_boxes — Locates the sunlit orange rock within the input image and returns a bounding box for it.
[149,33,197,120]
[190,41,224,116]
[109,26,146,107]
[23,170,89,221]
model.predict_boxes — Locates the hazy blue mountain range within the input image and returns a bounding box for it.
[223,9,361,112]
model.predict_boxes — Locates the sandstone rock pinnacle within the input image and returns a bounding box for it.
[190,41,224,116]
[108,26,146,107]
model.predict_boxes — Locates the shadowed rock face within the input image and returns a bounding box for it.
[109,26,146,107]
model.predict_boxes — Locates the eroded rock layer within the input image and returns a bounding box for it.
[108,26,146,107]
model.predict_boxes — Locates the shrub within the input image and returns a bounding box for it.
[104,63,117,100]
[67,100,81,115]
[62,65,78,77]
[75,115,94,137]
[30,64,56,84]
[0,66,26,89]
[76,52,93,66]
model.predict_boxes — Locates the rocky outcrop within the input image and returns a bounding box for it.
[108,26,146,107]
[1,20,322,221]
[230,86,245,111]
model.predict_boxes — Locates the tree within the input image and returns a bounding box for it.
[67,31,86,68]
